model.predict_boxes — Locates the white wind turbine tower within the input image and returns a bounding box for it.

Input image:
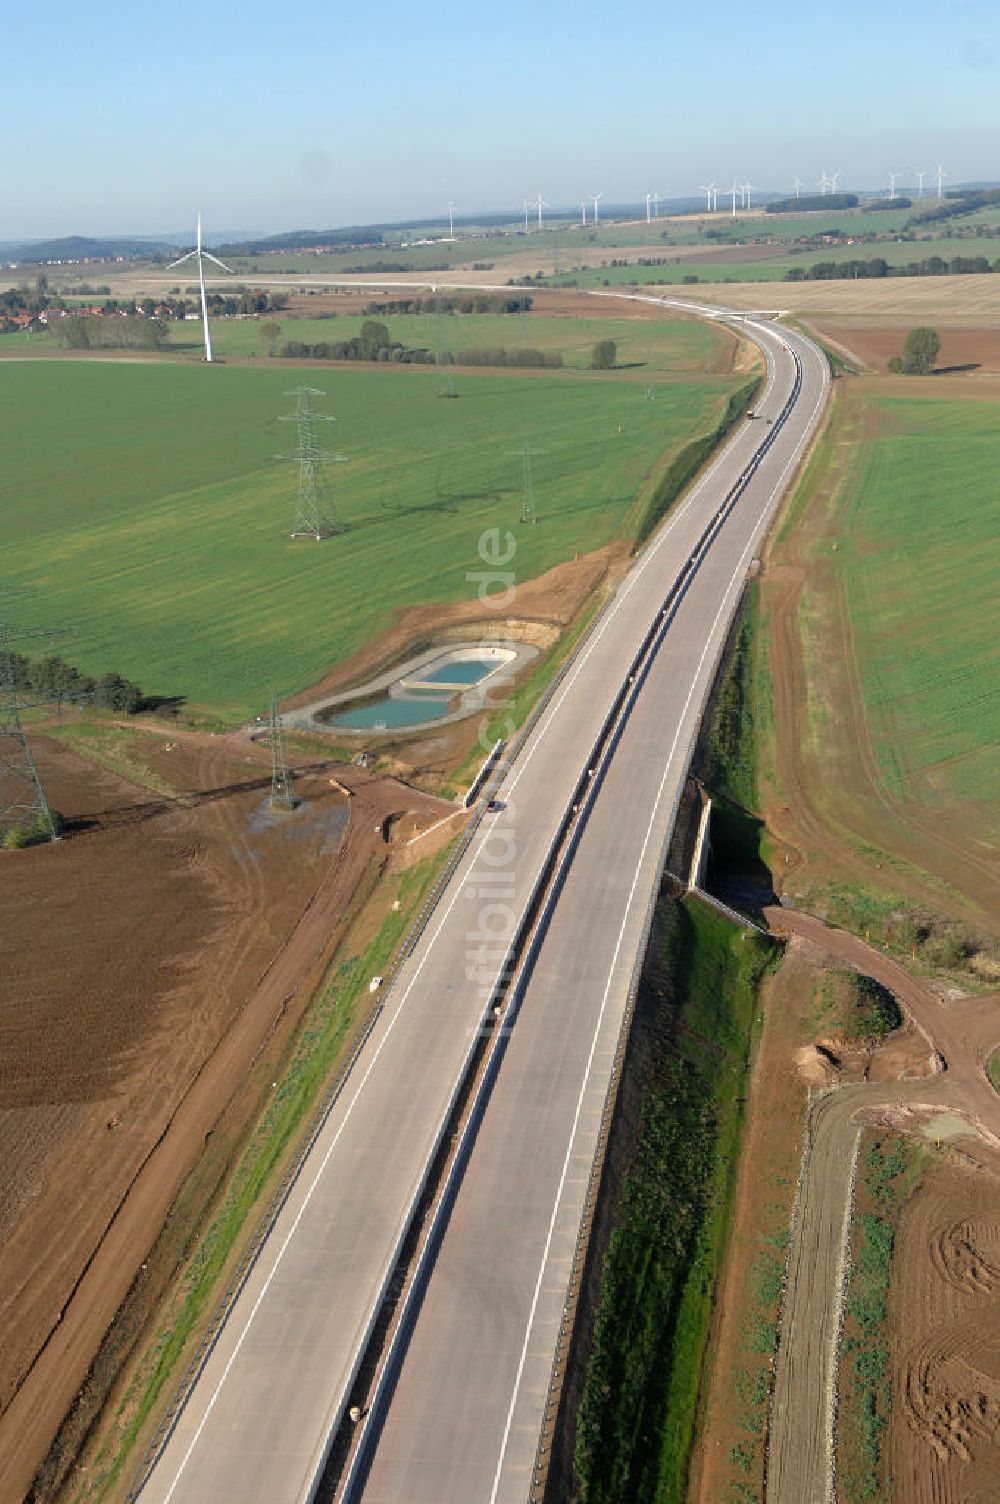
[730,179,738,216]
[743,181,754,210]
[167,213,233,364]
[646,191,652,222]
[914,169,926,198]
[888,170,900,200]
[535,191,550,229]
[829,170,842,193]
[521,197,531,232]
[936,164,947,198]
[591,192,603,225]
[580,199,588,225]
[652,191,659,217]
[792,175,804,198]
[817,171,830,195]
[699,181,715,212]
[447,199,456,236]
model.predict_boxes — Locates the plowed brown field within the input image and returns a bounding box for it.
[0,728,447,1499]
[891,1162,1000,1503]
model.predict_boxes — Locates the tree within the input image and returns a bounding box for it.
[259,320,281,357]
[896,326,940,375]
[591,339,617,370]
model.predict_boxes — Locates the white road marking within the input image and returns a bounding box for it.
[487,349,829,1501]
[149,317,818,1503]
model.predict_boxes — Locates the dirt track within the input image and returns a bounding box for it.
[0,730,449,1501]
[764,909,1000,1504]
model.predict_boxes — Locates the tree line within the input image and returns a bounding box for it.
[785,253,1000,282]
[52,315,172,350]
[9,653,146,712]
[279,318,562,368]
[362,292,534,315]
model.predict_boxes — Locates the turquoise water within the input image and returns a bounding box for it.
[418,657,498,686]
[329,694,452,731]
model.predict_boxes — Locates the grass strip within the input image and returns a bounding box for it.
[839,1136,922,1504]
[572,895,778,1504]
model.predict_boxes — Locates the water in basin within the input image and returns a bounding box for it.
[418,656,500,686]
[329,694,453,731]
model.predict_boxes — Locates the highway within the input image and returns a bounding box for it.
[134,300,828,1504]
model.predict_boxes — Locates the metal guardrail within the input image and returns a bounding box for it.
[342,345,807,1502]
[128,319,805,1504]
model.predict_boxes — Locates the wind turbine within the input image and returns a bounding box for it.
[447,199,456,236]
[580,199,587,225]
[699,181,715,213]
[743,181,754,210]
[167,213,233,364]
[936,164,947,198]
[914,169,926,198]
[652,191,659,217]
[535,191,550,229]
[521,197,531,232]
[792,175,804,198]
[591,192,603,225]
[646,191,652,222]
[888,170,900,200]
[730,179,738,216]
[817,171,830,195]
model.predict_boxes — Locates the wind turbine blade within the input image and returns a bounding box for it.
[202,252,234,273]
[166,249,197,268]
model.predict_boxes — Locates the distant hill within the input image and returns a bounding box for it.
[221,227,385,255]
[2,236,175,265]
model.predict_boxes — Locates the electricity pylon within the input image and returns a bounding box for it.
[0,615,59,843]
[278,387,345,540]
[268,691,298,811]
[435,310,457,399]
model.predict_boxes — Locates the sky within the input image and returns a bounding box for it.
[4,0,998,238]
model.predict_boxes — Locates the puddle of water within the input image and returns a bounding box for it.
[247,796,349,852]
[922,1112,973,1142]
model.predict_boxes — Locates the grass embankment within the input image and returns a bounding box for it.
[839,1137,923,1504]
[0,355,740,720]
[695,584,775,916]
[988,1050,1000,1095]
[572,895,778,1504]
[75,847,449,1501]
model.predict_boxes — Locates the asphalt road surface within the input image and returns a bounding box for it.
[136,302,828,1504]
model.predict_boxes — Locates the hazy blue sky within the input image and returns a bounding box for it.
[5,0,997,236]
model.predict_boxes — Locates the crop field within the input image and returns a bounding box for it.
[830,389,1000,825]
[0,354,742,717]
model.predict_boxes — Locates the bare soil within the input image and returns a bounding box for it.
[0,728,448,1501]
[809,320,1000,375]
[891,1158,1000,1502]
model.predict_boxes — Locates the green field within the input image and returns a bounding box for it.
[0,353,741,717]
[179,310,729,370]
[834,392,1000,818]
[0,310,730,373]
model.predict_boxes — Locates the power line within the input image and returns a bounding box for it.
[277,387,345,541]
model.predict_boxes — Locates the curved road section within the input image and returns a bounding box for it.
[135,303,829,1504]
